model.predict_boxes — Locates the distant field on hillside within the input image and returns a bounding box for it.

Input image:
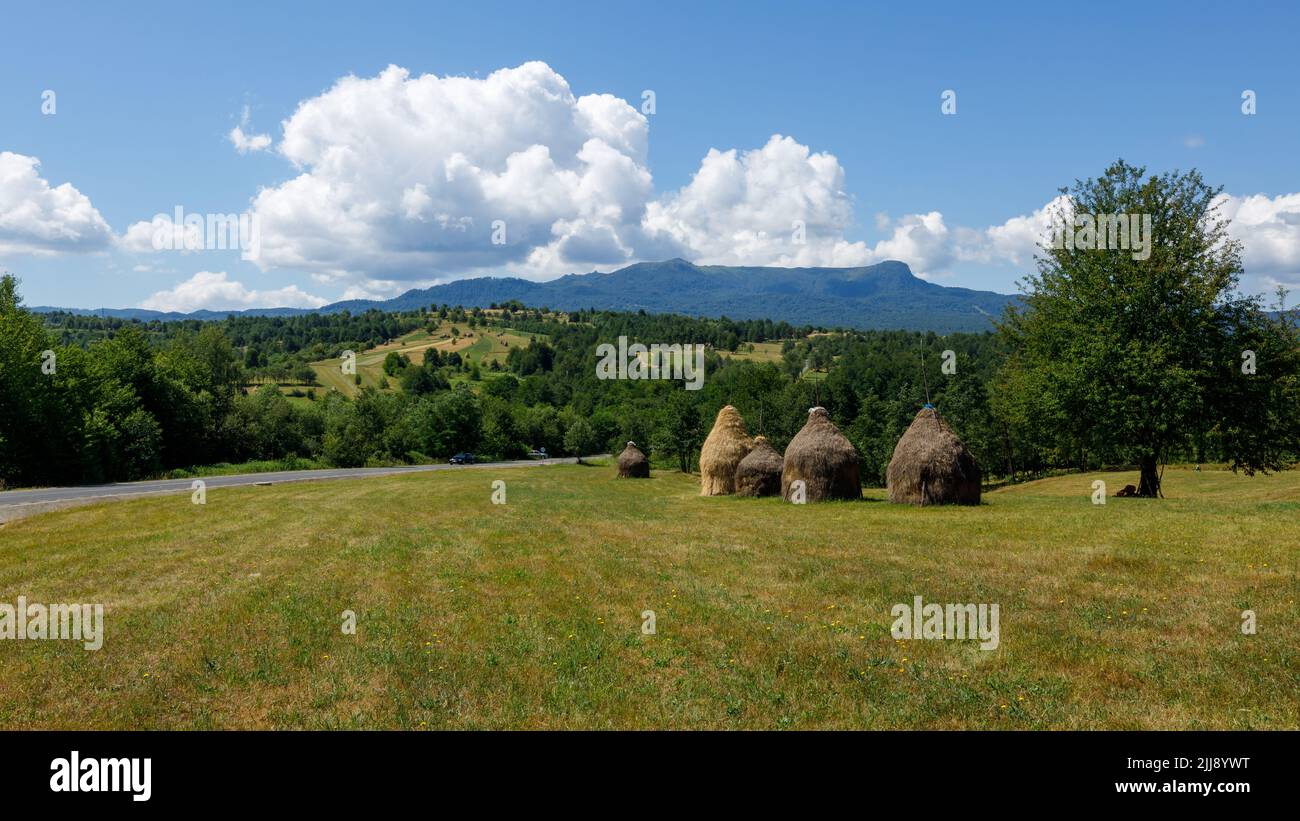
[719,340,837,381]
[0,465,1294,729]
[309,322,540,396]
[723,340,787,364]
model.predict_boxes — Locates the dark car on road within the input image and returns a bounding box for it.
[449,453,475,465]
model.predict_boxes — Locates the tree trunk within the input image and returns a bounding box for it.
[1002,425,1015,481]
[1137,454,1161,498]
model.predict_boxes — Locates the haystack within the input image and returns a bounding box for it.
[886,407,981,505]
[781,407,861,502]
[699,405,754,495]
[617,441,650,478]
[734,435,783,497]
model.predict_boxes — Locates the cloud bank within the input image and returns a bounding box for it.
[238,61,1300,289]
[139,271,327,313]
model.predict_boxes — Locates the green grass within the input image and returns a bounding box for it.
[0,465,1295,729]
[717,338,836,381]
[310,323,539,397]
[723,340,787,364]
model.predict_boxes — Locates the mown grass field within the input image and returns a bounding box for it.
[0,464,1295,729]
[722,340,786,364]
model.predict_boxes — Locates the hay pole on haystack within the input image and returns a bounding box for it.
[886,406,981,505]
[917,335,932,408]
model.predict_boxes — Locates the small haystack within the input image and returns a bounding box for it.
[699,405,754,495]
[734,435,783,497]
[617,441,650,478]
[886,407,981,505]
[781,407,861,502]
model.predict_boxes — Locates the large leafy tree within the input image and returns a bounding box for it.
[0,274,53,486]
[1000,160,1300,496]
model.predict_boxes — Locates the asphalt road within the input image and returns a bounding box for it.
[0,457,589,513]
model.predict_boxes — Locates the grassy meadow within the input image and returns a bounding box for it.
[0,463,1295,729]
[310,322,540,397]
[721,340,787,364]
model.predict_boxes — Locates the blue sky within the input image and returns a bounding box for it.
[2,0,1299,310]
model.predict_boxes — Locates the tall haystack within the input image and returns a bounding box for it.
[781,407,861,502]
[699,405,754,495]
[617,441,650,478]
[886,406,981,505]
[734,435,783,497]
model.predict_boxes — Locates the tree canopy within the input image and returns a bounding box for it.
[998,160,1300,496]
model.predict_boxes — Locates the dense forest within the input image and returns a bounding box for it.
[3,276,828,487]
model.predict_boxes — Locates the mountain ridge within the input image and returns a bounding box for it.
[31,259,1019,333]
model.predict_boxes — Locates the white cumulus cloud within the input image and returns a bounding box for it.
[236,62,1018,283]
[867,211,992,278]
[0,152,114,256]
[249,62,657,282]
[981,195,1073,266]
[118,214,205,253]
[140,271,327,313]
[1214,192,1300,284]
[229,106,272,154]
[645,135,870,268]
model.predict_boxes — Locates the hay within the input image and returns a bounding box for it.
[886,407,981,505]
[734,435,783,497]
[616,441,650,478]
[781,407,861,502]
[699,405,754,495]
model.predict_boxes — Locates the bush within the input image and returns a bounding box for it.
[564,417,601,456]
